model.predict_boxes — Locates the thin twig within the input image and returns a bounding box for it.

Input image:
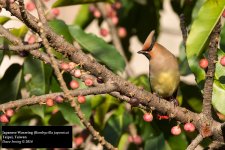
[186,134,203,150]
[0,84,116,111]
[202,21,221,118]
[179,14,188,47]
[34,1,117,149]
[96,3,134,77]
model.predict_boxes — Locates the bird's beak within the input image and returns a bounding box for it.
[137,50,148,55]
[138,50,150,59]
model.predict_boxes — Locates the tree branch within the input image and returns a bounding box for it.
[186,134,203,150]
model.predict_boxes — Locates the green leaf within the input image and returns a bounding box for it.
[58,98,92,125]
[48,20,74,43]
[129,75,150,91]
[212,49,225,115]
[186,0,225,83]
[10,26,28,38]
[144,133,171,150]
[23,56,52,95]
[167,132,188,150]
[220,24,225,51]
[0,64,22,103]
[73,4,94,28]
[30,105,45,119]
[52,0,114,7]
[69,26,126,72]
[186,0,225,58]
[0,16,10,25]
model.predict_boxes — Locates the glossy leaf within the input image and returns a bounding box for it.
[0,64,22,103]
[73,4,94,28]
[10,26,28,38]
[167,132,188,150]
[58,98,92,125]
[69,26,126,72]
[30,105,45,120]
[23,56,52,95]
[53,0,114,7]
[0,16,10,25]
[48,20,74,43]
[144,133,170,150]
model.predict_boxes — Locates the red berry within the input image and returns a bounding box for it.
[84,78,93,86]
[222,10,225,18]
[199,58,208,69]
[171,126,181,135]
[133,135,142,145]
[100,28,108,37]
[70,80,79,89]
[128,136,133,142]
[118,27,127,38]
[93,10,101,18]
[46,98,54,107]
[28,35,36,44]
[26,2,35,11]
[143,113,153,122]
[6,109,14,117]
[51,8,60,16]
[0,114,9,123]
[68,62,76,70]
[111,16,118,25]
[74,70,82,78]
[61,62,69,71]
[54,95,64,103]
[157,114,169,120]
[184,123,195,132]
[77,95,86,104]
[220,56,225,66]
[74,136,84,146]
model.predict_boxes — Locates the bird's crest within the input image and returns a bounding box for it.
[142,30,155,51]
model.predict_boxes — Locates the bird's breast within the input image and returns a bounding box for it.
[150,71,179,97]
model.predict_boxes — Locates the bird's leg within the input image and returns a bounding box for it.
[152,92,162,103]
[169,97,179,107]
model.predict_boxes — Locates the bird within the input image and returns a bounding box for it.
[138,30,180,104]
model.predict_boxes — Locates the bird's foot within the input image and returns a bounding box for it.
[169,97,179,107]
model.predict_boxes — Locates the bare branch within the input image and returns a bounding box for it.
[0,84,116,111]
[186,134,203,150]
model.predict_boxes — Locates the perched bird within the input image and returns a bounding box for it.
[138,31,180,103]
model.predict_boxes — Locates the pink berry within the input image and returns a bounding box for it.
[44,0,50,2]
[111,16,118,25]
[128,136,133,143]
[100,28,108,37]
[68,62,76,70]
[0,114,9,123]
[46,98,54,107]
[70,80,79,89]
[74,70,82,78]
[118,27,127,38]
[220,56,225,66]
[51,8,60,16]
[54,95,64,103]
[184,123,195,132]
[77,95,86,104]
[93,10,101,18]
[143,113,153,122]
[133,135,142,145]
[61,62,69,71]
[6,109,14,117]
[85,78,93,86]
[28,35,36,44]
[199,58,208,69]
[52,108,59,115]
[26,2,35,11]
[171,126,181,135]
[74,136,84,146]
